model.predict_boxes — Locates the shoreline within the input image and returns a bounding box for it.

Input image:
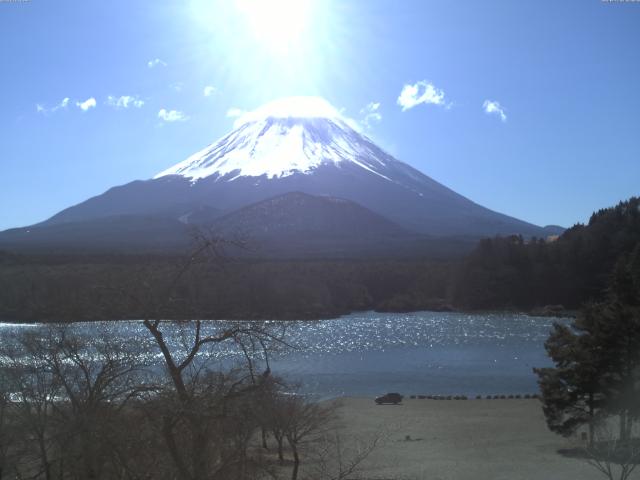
[0,307,576,325]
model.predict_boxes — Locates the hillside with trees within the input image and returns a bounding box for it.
[454,197,640,311]
[0,197,638,322]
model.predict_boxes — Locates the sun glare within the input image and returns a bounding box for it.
[234,96,340,127]
[189,0,345,99]
[235,0,313,57]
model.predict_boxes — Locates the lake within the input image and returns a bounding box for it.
[0,311,560,399]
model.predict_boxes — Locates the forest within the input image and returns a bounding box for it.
[0,197,638,322]
[455,197,640,311]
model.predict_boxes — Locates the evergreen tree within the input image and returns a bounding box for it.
[535,251,640,445]
[595,255,640,441]
[534,318,605,446]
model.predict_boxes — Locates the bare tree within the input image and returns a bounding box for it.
[258,377,292,465]
[582,423,640,480]
[306,429,389,480]
[0,388,15,480]
[262,393,389,480]
[0,327,146,480]
[280,397,336,480]
[0,331,61,480]
[40,331,144,479]
[133,232,289,480]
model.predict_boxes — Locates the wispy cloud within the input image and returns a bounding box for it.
[226,107,244,117]
[106,95,144,109]
[158,108,188,122]
[147,58,167,68]
[203,85,217,97]
[397,80,447,111]
[76,97,96,112]
[36,97,70,114]
[360,102,382,129]
[170,82,184,93]
[483,100,507,122]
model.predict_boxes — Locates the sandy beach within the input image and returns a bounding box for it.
[333,397,616,480]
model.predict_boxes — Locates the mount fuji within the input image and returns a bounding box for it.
[0,97,561,256]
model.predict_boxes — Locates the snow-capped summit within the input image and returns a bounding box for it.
[232,96,342,124]
[154,96,391,182]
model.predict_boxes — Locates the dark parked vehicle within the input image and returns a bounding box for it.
[375,392,403,405]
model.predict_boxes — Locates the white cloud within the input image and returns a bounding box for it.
[226,98,378,133]
[397,80,447,111]
[158,108,188,122]
[76,97,96,112]
[106,95,144,109]
[170,82,184,93]
[226,107,244,117]
[483,100,507,122]
[147,58,167,68]
[226,107,247,127]
[36,97,70,114]
[203,85,217,97]
[360,102,382,129]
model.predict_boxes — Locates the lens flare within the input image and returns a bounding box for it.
[235,0,313,57]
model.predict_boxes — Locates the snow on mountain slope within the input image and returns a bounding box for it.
[154,97,392,182]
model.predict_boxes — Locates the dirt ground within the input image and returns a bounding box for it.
[331,397,628,480]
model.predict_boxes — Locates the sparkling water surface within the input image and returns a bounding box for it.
[0,311,560,399]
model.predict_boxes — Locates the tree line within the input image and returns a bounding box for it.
[455,197,640,311]
[0,255,454,322]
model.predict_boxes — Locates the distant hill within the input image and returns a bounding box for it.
[208,192,469,258]
[212,191,408,237]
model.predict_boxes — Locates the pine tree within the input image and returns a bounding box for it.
[535,250,640,445]
[594,255,640,442]
[534,319,605,446]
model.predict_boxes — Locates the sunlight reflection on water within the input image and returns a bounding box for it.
[0,311,561,398]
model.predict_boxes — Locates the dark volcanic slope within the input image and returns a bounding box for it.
[213,191,408,238]
[210,192,423,258]
[0,215,192,253]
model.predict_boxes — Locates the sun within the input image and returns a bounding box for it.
[235,0,314,57]
[189,0,340,96]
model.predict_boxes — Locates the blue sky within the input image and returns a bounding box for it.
[1,0,639,231]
